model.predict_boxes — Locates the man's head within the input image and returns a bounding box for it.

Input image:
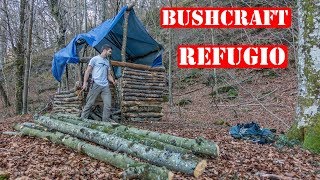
[100,44,112,57]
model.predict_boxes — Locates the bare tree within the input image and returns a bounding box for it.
[287,0,320,153]
[0,16,10,108]
[3,0,27,114]
[22,0,35,114]
[45,0,67,50]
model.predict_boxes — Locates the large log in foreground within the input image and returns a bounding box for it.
[35,116,207,177]
[14,123,173,180]
[52,114,219,157]
[49,115,191,154]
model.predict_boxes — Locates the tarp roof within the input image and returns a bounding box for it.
[52,6,164,82]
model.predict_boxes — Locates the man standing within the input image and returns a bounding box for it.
[81,44,116,121]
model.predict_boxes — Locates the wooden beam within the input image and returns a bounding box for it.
[80,58,165,72]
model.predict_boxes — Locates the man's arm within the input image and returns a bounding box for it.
[82,65,93,90]
[108,67,116,85]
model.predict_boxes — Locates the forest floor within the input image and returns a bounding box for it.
[1,68,320,179]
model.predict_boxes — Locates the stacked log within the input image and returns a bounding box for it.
[52,88,82,116]
[121,67,166,121]
[13,114,220,178]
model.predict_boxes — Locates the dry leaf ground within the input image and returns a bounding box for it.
[1,68,320,179]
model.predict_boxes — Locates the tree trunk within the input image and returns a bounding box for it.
[51,114,219,157]
[35,116,207,177]
[0,19,10,107]
[15,0,27,114]
[14,123,173,180]
[22,0,35,114]
[287,0,320,153]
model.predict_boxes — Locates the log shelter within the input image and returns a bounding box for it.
[50,3,166,121]
[52,59,166,122]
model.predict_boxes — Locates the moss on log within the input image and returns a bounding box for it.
[51,114,219,157]
[50,114,191,154]
[14,123,173,180]
[35,116,207,177]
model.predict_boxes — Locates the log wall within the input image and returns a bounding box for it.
[120,67,166,121]
[52,88,82,116]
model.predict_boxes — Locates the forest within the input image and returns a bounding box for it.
[0,0,320,179]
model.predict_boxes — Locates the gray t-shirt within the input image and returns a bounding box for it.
[89,55,110,87]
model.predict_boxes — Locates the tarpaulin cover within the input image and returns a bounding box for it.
[229,122,275,144]
[52,6,164,82]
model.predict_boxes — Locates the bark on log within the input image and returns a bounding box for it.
[122,81,166,87]
[123,93,163,98]
[53,96,81,102]
[123,71,165,79]
[122,101,163,106]
[14,123,173,180]
[122,105,162,113]
[123,89,164,95]
[50,114,219,157]
[35,116,207,177]
[128,117,161,121]
[53,100,82,105]
[124,67,166,75]
[122,77,165,84]
[90,112,102,121]
[49,115,191,154]
[52,107,81,112]
[54,93,77,98]
[122,75,165,82]
[123,96,163,102]
[53,104,82,108]
[122,84,166,91]
[55,88,77,95]
[124,112,163,118]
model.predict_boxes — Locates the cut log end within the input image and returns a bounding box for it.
[194,159,207,178]
[216,144,220,157]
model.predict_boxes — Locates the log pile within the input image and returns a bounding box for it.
[52,88,82,116]
[121,67,166,121]
[14,114,219,179]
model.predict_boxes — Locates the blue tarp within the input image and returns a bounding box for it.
[229,122,275,144]
[52,6,164,82]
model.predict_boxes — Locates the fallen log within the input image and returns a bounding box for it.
[51,114,219,157]
[14,123,173,180]
[49,115,191,154]
[35,116,207,177]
